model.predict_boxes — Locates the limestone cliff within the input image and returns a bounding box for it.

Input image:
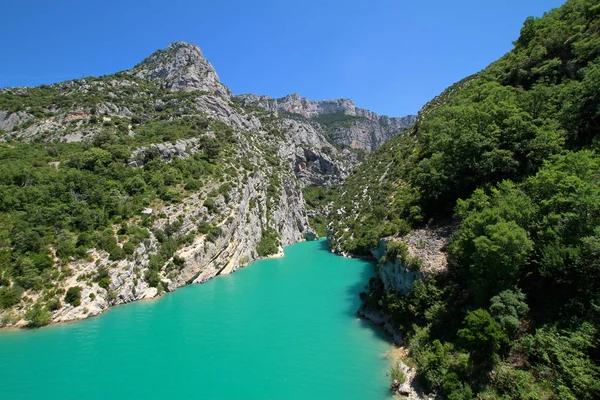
[0,41,359,327]
[372,227,453,294]
[131,41,231,97]
[237,92,415,151]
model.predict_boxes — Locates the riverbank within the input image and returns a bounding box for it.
[358,304,435,400]
[0,244,289,330]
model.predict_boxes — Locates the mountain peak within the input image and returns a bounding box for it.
[131,41,230,96]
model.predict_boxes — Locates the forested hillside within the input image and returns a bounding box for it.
[330,0,600,398]
[0,42,367,328]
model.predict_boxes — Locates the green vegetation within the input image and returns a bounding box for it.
[0,78,239,312]
[302,185,340,237]
[0,73,210,125]
[328,135,420,254]
[25,303,51,327]
[387,363,406,385]
[302,185,339,209]
[256,227,280,257]
[340,1,600,397]
[64,286,82,307]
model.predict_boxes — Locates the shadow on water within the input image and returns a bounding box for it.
[316,239,392,344]
[318,239,331,251]
[348,262,394,344]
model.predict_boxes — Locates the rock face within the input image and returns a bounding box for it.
[0,110,32,131]
[275,117,358,186]
[48,164,311,325]
[374,242,424,295]
[131,41,231,97]
[238,92,416,151]
[372,226,453,294]
[0,41,367,328]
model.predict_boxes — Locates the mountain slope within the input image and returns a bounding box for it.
[329,0,600,398]
[0,42,377,327]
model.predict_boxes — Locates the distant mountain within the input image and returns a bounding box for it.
[238,92,415,151]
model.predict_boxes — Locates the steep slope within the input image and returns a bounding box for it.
[238,93,415,151]
[0,42,360,327]
[328,1,600,398]
[131,41,231,96]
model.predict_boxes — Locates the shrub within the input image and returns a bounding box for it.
[256,228,280,257]
[25,303,51,328]
[46,297,61,311]
[122,241,136,255]
[95,267,111,290]
[184,179,201,191]
[203,198,216,212]
[64,286,82,307]
[387,363,406,384]
[0,287,22,309]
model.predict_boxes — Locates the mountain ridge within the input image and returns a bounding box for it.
[0,41,414,151]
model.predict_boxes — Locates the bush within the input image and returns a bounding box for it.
[108,245,126,261]
[184,179,201,191]
[25,303,51,328]
[122,241,136,255]
[458,309,507,368]
[46,297,61,311]
[95,267,111,290]
[203,198,216,212]
[256,228,280,257]
[381,241,408,264]
[387,363,406,384]
[64,286,82,307]
[146,270,160,288]
[0,287,22,309]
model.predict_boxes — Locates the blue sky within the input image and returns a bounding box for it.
[1,0,565,117]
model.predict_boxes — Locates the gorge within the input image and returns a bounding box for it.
[0,41,414,328]
[2,0,600,398]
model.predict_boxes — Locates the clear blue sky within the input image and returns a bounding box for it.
[1,0,565,117]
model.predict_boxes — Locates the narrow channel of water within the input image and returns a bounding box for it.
[0,240,392,399]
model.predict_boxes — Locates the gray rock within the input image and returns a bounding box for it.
[131,42,231,97]
[0,111,33,131]
[237,92,416,151]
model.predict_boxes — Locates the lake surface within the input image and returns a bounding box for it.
[0,240,392,399]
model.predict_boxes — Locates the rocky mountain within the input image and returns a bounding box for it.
[130,41,231,97]
[237,93,415,151]
[0,41,383,327]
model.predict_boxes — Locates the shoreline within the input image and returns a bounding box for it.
[357,304,433,400]
[0,244,295,331]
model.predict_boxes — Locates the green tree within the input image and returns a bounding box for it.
[458,309,508,367]
[0,287,22,309]
[25,303,51,328]
[489,289,529,336]
[64,286,82,307]
[470,221,532,301]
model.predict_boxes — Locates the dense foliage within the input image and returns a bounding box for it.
[0,107,238,320]
[339,0,600,398]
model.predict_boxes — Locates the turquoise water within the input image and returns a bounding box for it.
[0,240,392,399]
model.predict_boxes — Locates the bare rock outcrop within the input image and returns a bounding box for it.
[131,41,231,97]
[237,92,416,151]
